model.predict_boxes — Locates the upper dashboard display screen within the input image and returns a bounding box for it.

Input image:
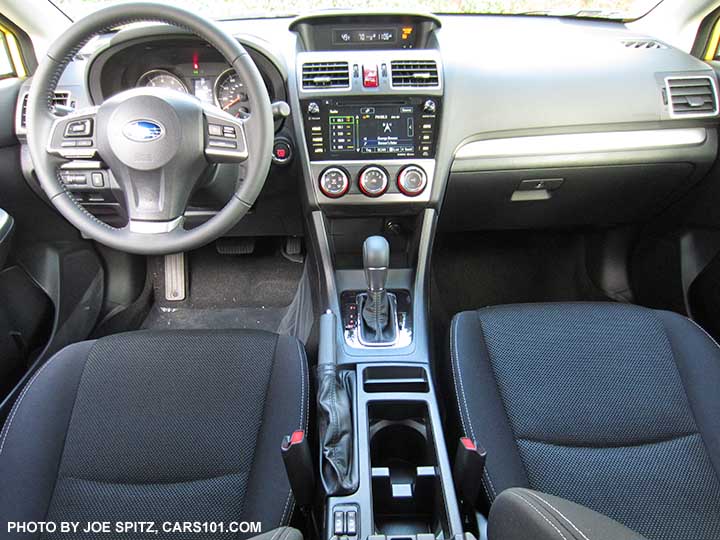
[332,27,408,45]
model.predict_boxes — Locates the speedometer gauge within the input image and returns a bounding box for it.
[214,69,249,118]
[136,69,188,93]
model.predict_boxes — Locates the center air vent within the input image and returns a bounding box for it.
[622,39,666,49]
[390,60,439,88]
[666,76,718,118]
[302,62,350,89]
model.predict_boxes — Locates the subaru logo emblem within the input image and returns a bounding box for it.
[122,119,164,142]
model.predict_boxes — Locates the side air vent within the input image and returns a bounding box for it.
[390,60,440,88]
[19,91,73,128]
[666,76,718,118]
[622,39,666,49]
[301,62,350,89]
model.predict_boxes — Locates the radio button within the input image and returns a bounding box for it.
[319,167,350,198]
[398,165,428,197]
[359,166,388,197]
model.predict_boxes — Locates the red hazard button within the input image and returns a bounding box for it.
[363,65,379,88]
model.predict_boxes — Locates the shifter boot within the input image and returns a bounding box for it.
[362,290,390,340]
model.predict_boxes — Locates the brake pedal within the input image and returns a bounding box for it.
[164,252,186,301]
[216,238,255,255]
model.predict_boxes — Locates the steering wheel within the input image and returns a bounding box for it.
[26,2,274,255]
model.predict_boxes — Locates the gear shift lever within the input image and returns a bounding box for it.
[361,236,396,344]
[363,235,389,293]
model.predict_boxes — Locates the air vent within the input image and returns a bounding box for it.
[19,91,73,128]
[302,62,350,89]
[52,91,71,109]
[666,76,718,118]
[622,39,666,49]
[390,60,439,88]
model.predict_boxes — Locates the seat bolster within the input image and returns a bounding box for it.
[0,341,94,532]
[488,488,648,540]
[248,527,303,540]
[450,311,529,501]
[656,310,720,480]
[240,334,309,531]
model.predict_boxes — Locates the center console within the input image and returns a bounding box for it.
[288,12,473,540]
[294,45,442,207]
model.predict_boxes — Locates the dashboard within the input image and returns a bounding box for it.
[12,11,720,232]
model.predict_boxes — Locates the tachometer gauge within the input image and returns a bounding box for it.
[136,69,188,93]
[214,68,249,118]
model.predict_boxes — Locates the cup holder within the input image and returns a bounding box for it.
[368,402,448,537]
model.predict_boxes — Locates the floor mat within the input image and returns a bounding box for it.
[143,240,313,342]
[432,230,609,322]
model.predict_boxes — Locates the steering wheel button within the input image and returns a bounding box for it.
[76,139,93,147]
[208,124,223,136]
[209,139,237,149]
[61,141,77,147]
[91,172,104,188]
[64,119,92,137]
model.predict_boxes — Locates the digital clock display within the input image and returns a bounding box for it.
[333,28,398,44]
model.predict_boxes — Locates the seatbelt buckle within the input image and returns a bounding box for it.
[281,430,315,509]
[453,437,487,508]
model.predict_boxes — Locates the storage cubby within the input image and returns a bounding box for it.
[368,402,449,538]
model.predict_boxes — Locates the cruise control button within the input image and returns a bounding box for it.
[91,172,104,188]
[209,140,237,149]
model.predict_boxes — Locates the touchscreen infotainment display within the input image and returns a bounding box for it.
[328,104,415,156]
[302,97,439,161]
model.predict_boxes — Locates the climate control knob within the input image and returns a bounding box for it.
[359,166,389,197]
[423,99,437,114]
[319,167,350,198]
[397,165,428,196]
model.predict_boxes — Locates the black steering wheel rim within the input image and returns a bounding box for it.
[26,2,274,255]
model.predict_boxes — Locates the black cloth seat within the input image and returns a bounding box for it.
[449,303,720,540]
[0,330,309,539]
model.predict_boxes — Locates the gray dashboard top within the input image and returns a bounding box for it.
[32,13,717,139]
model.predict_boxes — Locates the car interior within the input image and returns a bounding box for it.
[1,0,720,539]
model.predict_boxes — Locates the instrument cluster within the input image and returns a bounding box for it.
[91,38,285,126]
[136,66,251,118]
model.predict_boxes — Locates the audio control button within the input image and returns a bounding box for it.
[319,167,350,198]
[359,166,389,197]
[398,165,428,196]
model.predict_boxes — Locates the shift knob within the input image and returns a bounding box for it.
[363,236,389,292]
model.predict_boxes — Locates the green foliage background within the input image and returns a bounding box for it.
[54,0,659,20]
